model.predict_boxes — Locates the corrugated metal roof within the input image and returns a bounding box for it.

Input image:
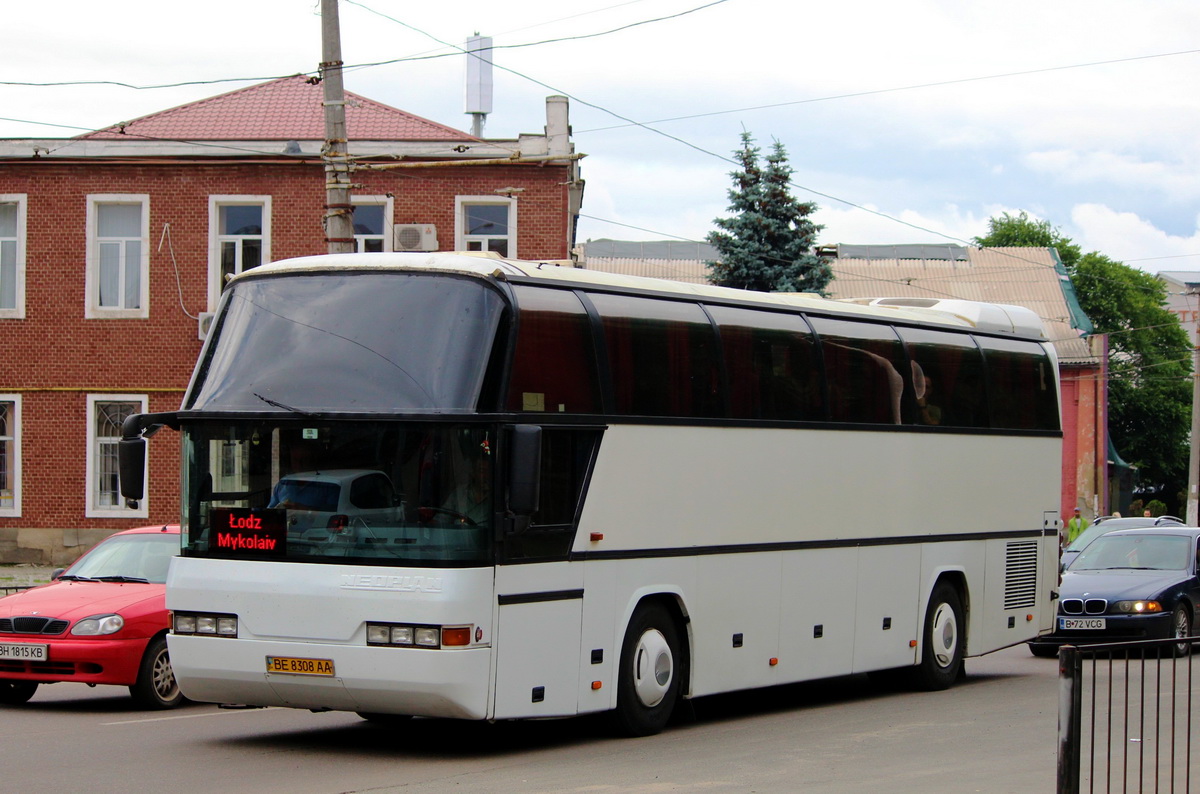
[829,247,1092,362]
[579,257,711,283]
[79,76,473,142]
[583,239,720,261]
[1158,271,1200,288]
[834,243,968,262]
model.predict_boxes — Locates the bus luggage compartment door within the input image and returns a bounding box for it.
[493,590,583,719]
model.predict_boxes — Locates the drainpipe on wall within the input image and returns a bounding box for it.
[1094,333,1109,516]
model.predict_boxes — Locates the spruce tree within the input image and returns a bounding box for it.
[706,132,830,294]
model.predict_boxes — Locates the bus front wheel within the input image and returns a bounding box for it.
[911,581,964,691]
[610,602,683,737]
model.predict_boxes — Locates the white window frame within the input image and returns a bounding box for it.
[85,194,150,319]
[0,394,21,517]
[208,195,272,311]
[455,195,517,258]
[86,394,148,519]
[0,194,27,319]
[351,195,394,253]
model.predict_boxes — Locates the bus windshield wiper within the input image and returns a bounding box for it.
[254,393,316,417]
[95,575,150,583]
[57,574,96,582]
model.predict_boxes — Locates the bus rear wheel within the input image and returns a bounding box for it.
[610,602,683,737]
[911,581,965,691]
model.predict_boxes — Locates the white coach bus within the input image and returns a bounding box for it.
[119,252,1062,736]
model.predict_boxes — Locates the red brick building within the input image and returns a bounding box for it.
[0,77,584,563]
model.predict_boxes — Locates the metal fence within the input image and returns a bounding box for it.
[0,585,33,596]
[1059,637,1198,793]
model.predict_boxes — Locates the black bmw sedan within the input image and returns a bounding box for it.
[1029,526,1200,658]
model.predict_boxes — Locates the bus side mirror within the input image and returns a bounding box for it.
[119,436,146,505]
[508,424,542,519]
[116,411,179,508]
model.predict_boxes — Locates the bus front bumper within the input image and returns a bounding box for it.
[168,634,493,719]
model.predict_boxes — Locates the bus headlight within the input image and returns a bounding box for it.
[1115,600,1163,614]
[174,611,238,637]
[366,622,473,649]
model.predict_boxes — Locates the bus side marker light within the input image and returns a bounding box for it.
[592,681,602,690]
[769,658,778,666]
[441,627,472,647]
[909,640,917,648]
[1026,614,1034,622]
[590,532,604,542]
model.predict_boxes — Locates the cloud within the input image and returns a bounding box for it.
[1071,204,1200,271]
[815,204,990,247]
[1026,151,1200,201]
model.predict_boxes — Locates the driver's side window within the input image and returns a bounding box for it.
[501,428,601,562]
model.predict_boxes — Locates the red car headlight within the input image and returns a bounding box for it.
[71,614,125,635]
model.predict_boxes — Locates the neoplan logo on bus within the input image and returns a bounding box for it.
[211,507,287,557]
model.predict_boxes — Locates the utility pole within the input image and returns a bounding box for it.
[1187,288,1200,524]
[321,0,355,254]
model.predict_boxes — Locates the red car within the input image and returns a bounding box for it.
[0,525,183,708]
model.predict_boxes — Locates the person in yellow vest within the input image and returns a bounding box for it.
[1065,507,1089,545]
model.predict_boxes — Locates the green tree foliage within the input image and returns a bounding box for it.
[1070,252,1191,495]
[974,211,1081,269]
[706,132,831,294]
[974,214,1192,504]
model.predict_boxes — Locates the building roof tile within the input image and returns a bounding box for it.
[79,75,473,142]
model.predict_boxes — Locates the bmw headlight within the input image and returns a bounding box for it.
[71,614,125,635]
[1115,600,1164,614]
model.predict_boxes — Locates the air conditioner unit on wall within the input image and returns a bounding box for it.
[394,224,438,252]
[198,312,215,341]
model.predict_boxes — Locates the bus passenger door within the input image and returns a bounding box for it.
[492,564,584,720]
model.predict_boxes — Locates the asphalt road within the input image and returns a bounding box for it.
[1,643,1061,793]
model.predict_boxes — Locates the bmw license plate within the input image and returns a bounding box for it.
[266,656,335,676]
[1059,617,1106,630]
[0,643,48,661]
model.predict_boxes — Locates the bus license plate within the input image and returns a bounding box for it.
[1059,618,1106,630]
[266,656,335,676]
[0,643,48,661]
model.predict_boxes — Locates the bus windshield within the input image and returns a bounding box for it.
[186,271,506,414]
[182,420,495,566]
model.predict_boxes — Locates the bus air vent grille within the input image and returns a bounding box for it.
[1003,541,1039,610]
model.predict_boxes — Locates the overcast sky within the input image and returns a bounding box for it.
[4,0,1199,274]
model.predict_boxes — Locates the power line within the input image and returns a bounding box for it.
[5,2,1190,298]
[576,48,1200,134]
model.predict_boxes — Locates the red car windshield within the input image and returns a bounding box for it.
[64,533,177,584]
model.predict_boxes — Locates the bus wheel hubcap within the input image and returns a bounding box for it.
[633,629,673,708]
[930,603,958,668]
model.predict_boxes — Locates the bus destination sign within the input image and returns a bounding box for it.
[209,508,288,558]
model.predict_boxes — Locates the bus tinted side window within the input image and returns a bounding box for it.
[506,286,601,414]
[589,294,722,418]
[976,336,1060,431]
[708,305,823,421]
[897,327,988,428]
[809,317,907,424]
[502,428,601,562]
